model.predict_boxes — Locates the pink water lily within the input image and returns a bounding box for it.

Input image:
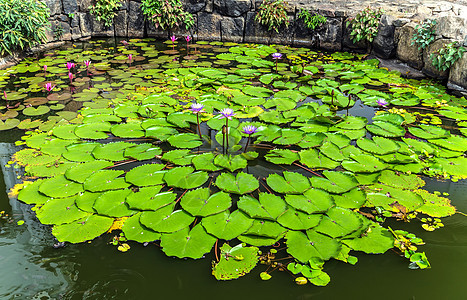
[84,60,91,68]
[45,82,56,92]
[3,91,6,100]
[43,65,47,72]
[128,54,132,61]
[170,35,178,43]
[66,62,75,70]
[68,72,73,83]
[185,35,191,43]
[121,40,129,45]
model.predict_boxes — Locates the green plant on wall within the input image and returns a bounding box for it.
[411,19,436,50]
[297,9,326,30]
[346,7,383,44]
[430,42,466,72]
[141,0,194,30]
[255,0,290,33]
[0,0,50,55]
[53,25,65,40]
[89,0,122,27]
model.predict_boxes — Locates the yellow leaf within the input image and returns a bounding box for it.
[107,217,129,233]
[117,243,130,252]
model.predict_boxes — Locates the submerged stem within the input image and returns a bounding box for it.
[196,113,202,139]
[225,118,229,153]
[243,135,251,153]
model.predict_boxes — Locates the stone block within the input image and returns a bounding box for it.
[220,16,244,42]
[63,0,79,15]
[342,21,367,52]
[435,16,467,41]
[422,38,451,79]
[269,16,294,45]
[147,22,168,39]
[59,21,72,41]
[373,15,396,59]
[114,10,128,37]
[128,1,144,37]
[293,11,320,47]
[214,0,251,17]
[244,11,269,44]
[78,0,92,12]
[71,26,82,40]
[91,16,114,37]
[396,23,423,69]
[45,0,62,15]
[79,12,93,37]
[71,15,80,27]
[186,0,207,13]
[448,52,467,91]
[318,17,342,51]
[197,12,222,41]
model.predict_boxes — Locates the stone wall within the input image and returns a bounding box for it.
[14,1,467,91]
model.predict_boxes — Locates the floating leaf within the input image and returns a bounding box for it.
[212,243,259,280]
[181,188,231,217]
[17,180,50,205]
[92,142,134,161]
[75,123,111,140]
[202,210,253,240]
[299,149,340,169]
[367,121,405,138]
[266,171,310,194]
[408,124,450,139]
[125,143,161,160]
[141,206,194,233]
[84,170,130,192]
[284,188,334,214]
[342,154,387,173]
[310,171,358,194]
[214,154,247,172]
[167,133,203,148]
[314,207,362,238]
[415,189,456,217]
[192,153,223,171]
[125,164,166,187]
[36,196,90,225]
[111,123,144,138]
[93,189,136,217]
[286,230,341,263]
[122,212,161,243]
[342,224,394,254]
[52,214,114,243]
[215,172,259,194]
[62,143,100,162]
[277,207,322,230]
[39,175,84,198]
[164,166,208,189]
[161,224,216,259]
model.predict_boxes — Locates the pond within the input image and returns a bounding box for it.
[0,38,466,299]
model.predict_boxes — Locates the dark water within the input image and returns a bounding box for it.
[0,40,466,299]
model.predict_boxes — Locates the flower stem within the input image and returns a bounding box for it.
[225,118,229,153]
[243,135,251,153]
[196,113,202,139]
[275,60,278,73]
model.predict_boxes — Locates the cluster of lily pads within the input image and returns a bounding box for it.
[5,38,466,286]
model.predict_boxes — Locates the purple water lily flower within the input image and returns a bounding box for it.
[191,103,204,113]
[271,52,283,60]
[377,98,388,107]
[219,108,235,120]
[242,125,258,135]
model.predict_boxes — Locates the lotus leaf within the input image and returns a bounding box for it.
[238,193,287,220]
[408,124,450,140]
[160,223,216,259]
[286,230,341,263]
[342,154,387,173]
[122,212,161,243]
[124,143,161,160]
[167,133,202,149]
[299,149,340,169]
[164,167,208,189]
[212,243,259,280]
[39,175,84,198]
[342,224,394,254]
[378,170,425,190]
[65,160,113,183]
[284,188,334,214]
[75,191,101,213]
[215,172,259,194]
[214,154,247,172]
[17,179,50,205]
[36,196,91,225]
[192,152,223,171]
[367,121,405,138]
[180,188,231,217]
[93,189,136,217]
[202,210,253,240]
[92,142,134,161]
[414,189,456,217]
[332,188,366,209]
[145,126,178,141]
[52,214,114,243]
[141,208,194,233]
[75,123,111,140]
[111,123,144,138]
[125,164,166,186]
[310,171,358,194]
[366,184,424,211]
[83,169,129,192]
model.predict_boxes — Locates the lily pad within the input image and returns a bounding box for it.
[52,214,114,243]
[215,172,259,194]
[180,188,232,217]
[161,224,216,259]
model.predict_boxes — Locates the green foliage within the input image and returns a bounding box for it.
[141,0,194,30]
[255,0,290,33]
[89,0,122,27]
[346,7,383,43]
[0,0,50,55]
[411,19,436,50]
[297,9,326,30]
[53,25,64,40]
[430,42,466,72]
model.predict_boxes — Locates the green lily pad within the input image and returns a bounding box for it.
[93,189,136,217]
[266,171,310,194]
[202,210,253,240]
[125,163,166,187]
[84,169,130,192]
[180,188,232,217]
[65,160,114,183]
[161,224,216,259]
[286,230,341,263]
[212,243,259,280]
[36,196,91,225]
[23,105,50,116]
[39,175,84,198]
[163,166,208,189]
[215,172,259,194]
[52,214,114,243]
[284,188,334,214]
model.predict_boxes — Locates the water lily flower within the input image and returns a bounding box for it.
[185,35,191,43]
[271,53,283,60]
[68,72,73,82]
[170,35,178,43]
[3,91,6,100]
[121,40,129,45]
[377,98,388,107]
[66,62,75,70]
[242,125,258,135]
[43,65,47,72]
[45,82,55,92]
[128,54,132,61]
[191,103,204,113]
[84,60,91,68]
[219,108,235,120]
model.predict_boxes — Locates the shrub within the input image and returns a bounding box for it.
[297,9,326,30]
[346,7,384,43]
[0,0,50,55]
[430,42,466,72]
[412,19,436,50]
[141,0,194,30]
[255,0,290,33]
[89,0,122,27]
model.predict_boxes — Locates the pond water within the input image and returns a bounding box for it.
[0,38,466,299]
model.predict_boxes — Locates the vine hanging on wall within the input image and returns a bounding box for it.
[141,0,194,30]
[346,7,384,44]
[255,0,290,33]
